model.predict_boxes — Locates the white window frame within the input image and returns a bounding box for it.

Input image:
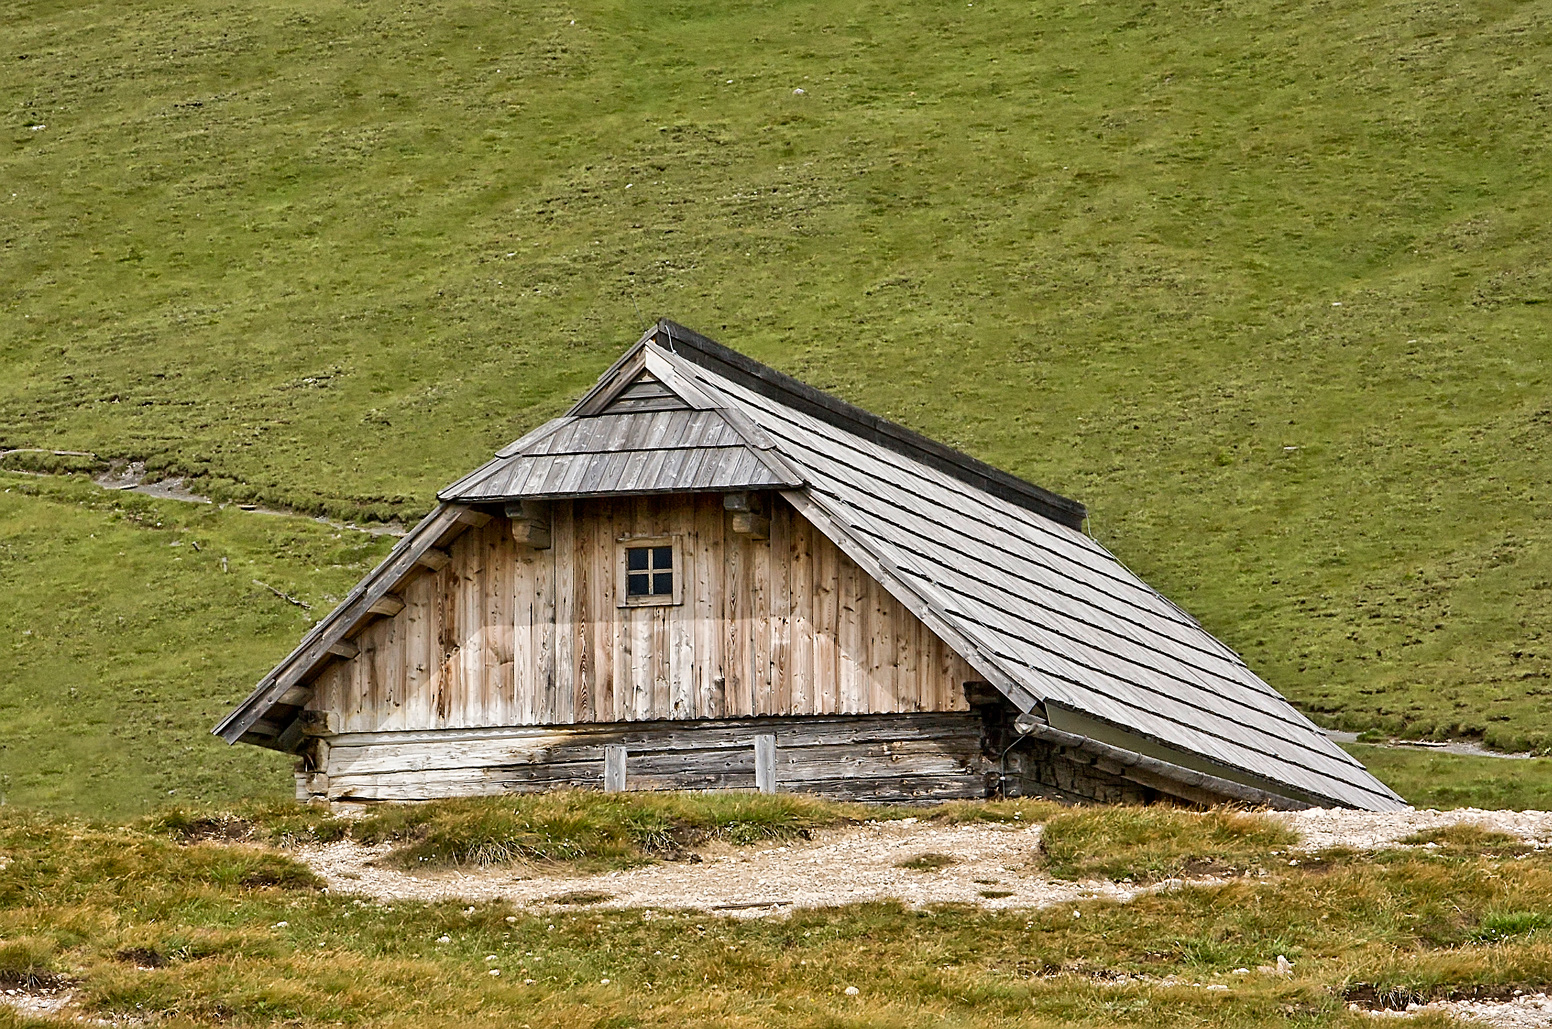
[617,534,683,608]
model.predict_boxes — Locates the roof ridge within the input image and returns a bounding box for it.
[652,319,1087,530]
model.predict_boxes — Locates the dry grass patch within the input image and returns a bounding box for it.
[1039,806,1296,883]
[1399,824,1534,858]
[895,852,959,871]
[348,791,868,870]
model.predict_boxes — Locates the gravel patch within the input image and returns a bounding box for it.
[297,807,1552,919]
[1355,993,1552,1026]
[1275,807,1552,852]
[300,818,1161,916]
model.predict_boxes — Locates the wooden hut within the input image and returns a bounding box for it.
[216,321,1403,811]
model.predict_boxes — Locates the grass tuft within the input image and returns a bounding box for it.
[1399,824,1533,857]
[895,852,958,871]
[0,938,61,990]
[1039,806,1297,882]
[350,791,864,869]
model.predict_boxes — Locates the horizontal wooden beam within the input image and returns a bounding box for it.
[730,511,770,540]
[454,508,492,527]
[327,639,359,659]
[368,594,404,617]
[415,547,452,571]
[505,500,552,549]
[511,519,552,549]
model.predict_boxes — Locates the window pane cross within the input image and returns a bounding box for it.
[626,545,673,597]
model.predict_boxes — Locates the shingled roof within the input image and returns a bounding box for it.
[218,320,1404,811]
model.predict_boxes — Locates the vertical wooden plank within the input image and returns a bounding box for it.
[668,497,697,719]
[789,512,814,716]
[620,499,643,722]
[768,499,791,716]
[425,568,447,727]
[536,537,559,725]
[649,497,674,719]
[651,603,671,719]
[750,512,772,716]
[604,744,626,792]
[948,650,974,711]
[754,733,777,793]
[867,576,894,714]
[695,495,724,719]
[554,501,583,722]
[838,552,865,714]
[812,522,838,716]
[602,498,625,722]
[725,519,749,716]
[357,622,376,731]
[936,625,955,712]
[459,528,481,727]
[385,593,409,727]
[899,603,921,713]
[448,533,471,728]
[446,548,464,727]
[487,525,512,727]
[512,544,536,726]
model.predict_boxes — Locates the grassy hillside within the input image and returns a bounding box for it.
[0,474,385,815]
[3,0,1550,800]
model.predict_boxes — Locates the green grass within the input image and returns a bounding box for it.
[1,0,1551,815]
[1039,806,1298,882]
[0,473,388,817]
[1344,744,1552,811]
[5,802,1552,1027]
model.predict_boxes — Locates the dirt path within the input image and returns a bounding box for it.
[299,808,1552,916]
[301,818,1163,916]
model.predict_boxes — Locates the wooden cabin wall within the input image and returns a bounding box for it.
[308,495,977,733]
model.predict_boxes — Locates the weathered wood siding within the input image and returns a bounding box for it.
[308,495,976,732]
[297,713,988,803]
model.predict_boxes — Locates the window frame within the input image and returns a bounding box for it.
[616,534,684,608]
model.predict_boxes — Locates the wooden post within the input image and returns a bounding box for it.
[505,500,552,550]
[604,744,627,793]
[725,492,771,541]
[754,734,777,793]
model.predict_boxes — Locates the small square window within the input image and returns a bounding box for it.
[620,539,681,606]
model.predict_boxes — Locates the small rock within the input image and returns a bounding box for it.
[844,986,860,996]
[505,916,517,923]
[600,978,610,985]
[273,921,289,928]
[793,87,805,95]
[489,969,501,977]
[1275,955,1293,976]
[437,935,452,944]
